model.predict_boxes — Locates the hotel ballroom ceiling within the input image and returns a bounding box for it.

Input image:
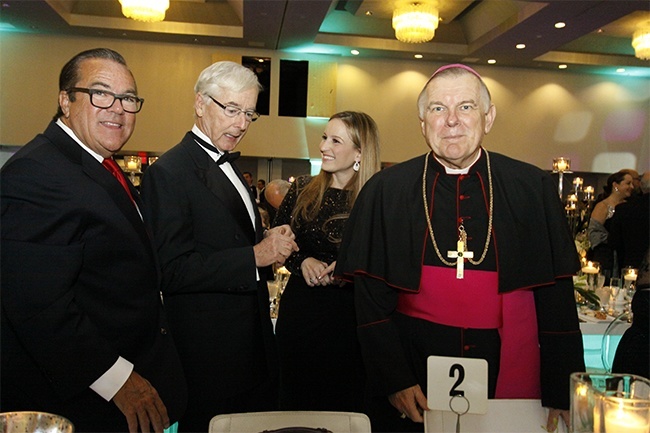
[1,0,649,76]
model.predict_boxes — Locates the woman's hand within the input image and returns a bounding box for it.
[301,258,336,286]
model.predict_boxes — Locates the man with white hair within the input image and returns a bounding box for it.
[337,64,584,432]
[140,61,298,431]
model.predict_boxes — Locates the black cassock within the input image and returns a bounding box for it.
[336,149,585,432]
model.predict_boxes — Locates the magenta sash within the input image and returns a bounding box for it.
[397,266,541,399]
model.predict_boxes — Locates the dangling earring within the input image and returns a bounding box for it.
[353,161,360,172]
[615,187,619,192]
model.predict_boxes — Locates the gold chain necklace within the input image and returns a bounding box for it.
[422,150,494,266]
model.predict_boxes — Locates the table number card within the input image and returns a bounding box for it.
[427,356,488,415]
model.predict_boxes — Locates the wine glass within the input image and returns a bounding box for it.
[594,274,609,312]
[608,277,622,315]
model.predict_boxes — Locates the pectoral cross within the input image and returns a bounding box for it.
[447,226,473,279]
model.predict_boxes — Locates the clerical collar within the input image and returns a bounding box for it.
[434,148,482,175]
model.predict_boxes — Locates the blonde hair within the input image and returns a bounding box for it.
[291,111,381,226]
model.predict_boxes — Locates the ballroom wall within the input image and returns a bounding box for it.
[1,32,648,173]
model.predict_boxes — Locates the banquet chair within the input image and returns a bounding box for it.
[600,311,630,373]
[424,399,568,433]
[208,411,371,433]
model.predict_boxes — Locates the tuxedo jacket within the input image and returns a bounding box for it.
[0,121,187,432]
[139,133,277,417]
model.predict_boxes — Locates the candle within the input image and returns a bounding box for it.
[554,157,570,172]
[624,270,638,281]
[604,407,649,433]
[582,261,599,274]
[572,177,583,191]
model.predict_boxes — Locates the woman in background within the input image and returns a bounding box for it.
[588,170,635,278]
[273,111,381,411]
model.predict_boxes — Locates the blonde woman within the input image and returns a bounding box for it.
[273,111,381,411]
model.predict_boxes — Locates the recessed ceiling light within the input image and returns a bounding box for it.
[487,59,496,64]
[351,49,360,56]
[414,54,423,59]
[516,43,526,49]
[365,10,373,16]
[558,64,568,69]
[554,22,566,29]
[617,68,626,73]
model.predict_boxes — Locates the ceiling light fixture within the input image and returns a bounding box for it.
[632,26,650,60]
[392,2,439,44]
[119,0,169,23]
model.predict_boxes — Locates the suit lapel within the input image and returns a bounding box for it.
[182,134,257,244]
[230,160,265,243]
[45,122,154,253]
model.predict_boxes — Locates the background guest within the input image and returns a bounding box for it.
[620,168,642,196]
[273,111,381,412]
[140,61,298,432]
[243,170,259,202]
[588,170,635,278]
[262,178,291,224]
[1,48,187,432]
[257,178,266,197]
[608,172,649,270]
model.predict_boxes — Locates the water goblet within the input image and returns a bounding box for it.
[608,278,623,315]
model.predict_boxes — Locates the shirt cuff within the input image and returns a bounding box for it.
[90,357,134,401]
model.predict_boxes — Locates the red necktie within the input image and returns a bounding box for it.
[102,158,136,204]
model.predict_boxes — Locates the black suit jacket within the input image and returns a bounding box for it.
[140,132,277,428]
[1,121,187,432]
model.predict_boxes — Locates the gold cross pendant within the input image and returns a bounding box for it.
[447,226,474,279]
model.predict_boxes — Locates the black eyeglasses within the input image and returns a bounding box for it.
[207,95,259,122]
[66,87,144,113]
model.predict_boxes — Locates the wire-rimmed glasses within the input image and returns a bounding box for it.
[66,87,144,113]
[207,95,259,122]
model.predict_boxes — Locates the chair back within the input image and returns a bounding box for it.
[208,411,371,433]
[601,311,630,372]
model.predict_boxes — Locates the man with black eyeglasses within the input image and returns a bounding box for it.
[1,48,187,433]
[140,61,298,432]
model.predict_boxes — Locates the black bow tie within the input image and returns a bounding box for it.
[216,151,240,165]
[190,131,240,165]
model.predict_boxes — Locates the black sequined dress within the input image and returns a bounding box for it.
[272,176,365,412]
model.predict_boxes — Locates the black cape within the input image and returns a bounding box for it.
[336,149,580,293]
[335,149,585,411]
